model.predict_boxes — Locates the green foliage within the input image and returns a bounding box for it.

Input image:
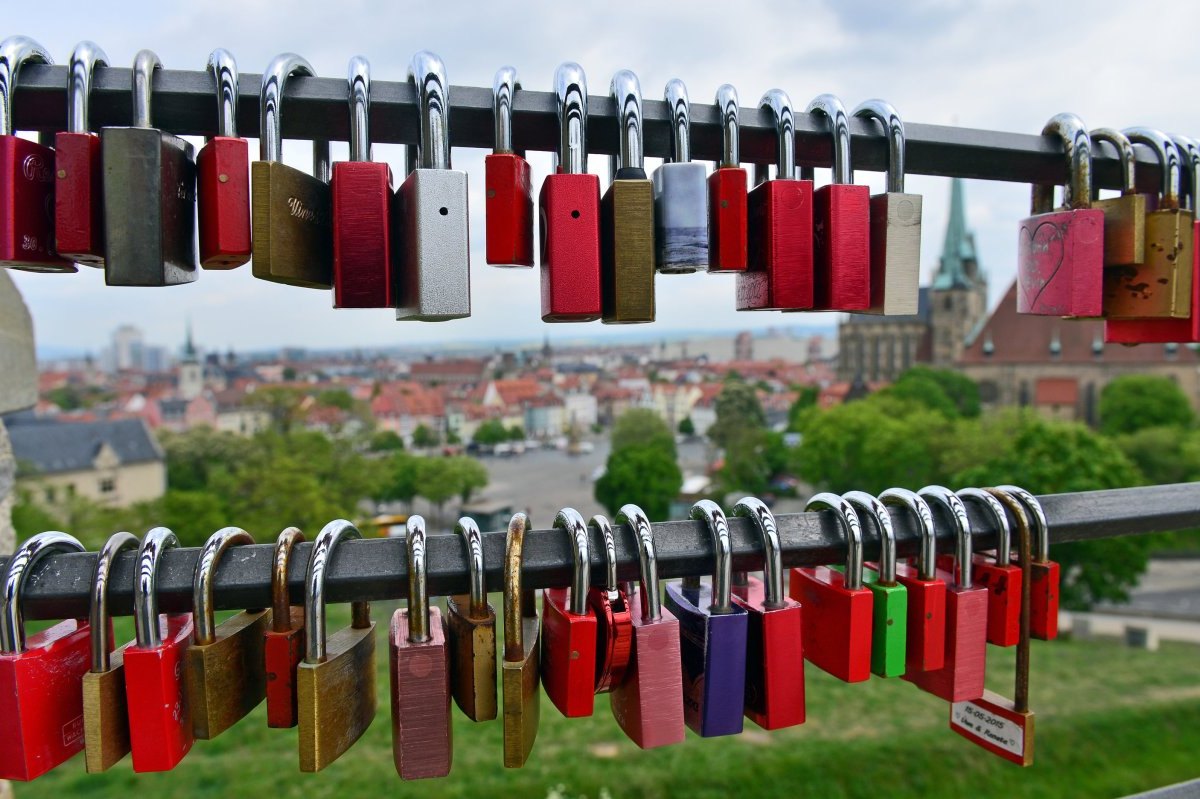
[787,385,820,431]
[44,385,111,412]
[378,451,421,507]
[11,496,61,539]
[707,380,766,450]
[158,427,254,492]
[594,444,682,521]
[416,456,461,516]
[1116,426,1200,485]
[156,490,231,548]
[452,457,489,505]
[1100,374,1194,435]
[316,388,354,411]
[880,374,959,417]
[246,386,306,435]
[411,423,441,449]
[507,425,526,441]
[611,408,676,457]
[882,367,981,418]
[368,430,405,452]
[677,416,695,436]
[472,419,509,445]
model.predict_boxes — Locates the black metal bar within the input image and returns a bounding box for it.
[11,64,1171,192]
[2,483,1197,622]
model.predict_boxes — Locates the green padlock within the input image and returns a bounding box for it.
[844,491,907,677]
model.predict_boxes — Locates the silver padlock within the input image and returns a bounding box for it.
[852,99,922,315]
[102,49,197,286]
[652,79,708,274]
[395,50,470,322]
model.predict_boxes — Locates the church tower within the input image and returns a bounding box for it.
[178,321,204,400]
[929,178,988,366]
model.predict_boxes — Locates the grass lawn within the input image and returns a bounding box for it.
[15,599,1200,799]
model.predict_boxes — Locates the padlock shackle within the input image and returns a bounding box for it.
[1174,136,1200,212]
[589,514,618,593]
[1089,128,1136,198]
[690,499,734,614]
[193,527,255,645]
[304,519,362,664]
[880,488,936,581]
[90,531,138,671]
[0,35,53,138]
[733,497,783,608]
[503,512,534,660]
[958,487,1011,568]
[845,491,897,584]
[0,531,84,654]
[664,78,691,164]
[405,516,431,643]
[987,489,1032,714]
[130,49,162,130]
[715,84,739,169]
[998,485,1049,564]
[260,52,329,182]
[408,50,451,171]
[759,88,795,180]
[133,527,180,649]
[271,527,305,632]
[1125,127,1182,210]
[493,66,520,155]
[552,507,590,615]
[553,62,587,174]
[852,99,905,193]
[615,504,660,620]
[453,516,487,617]
[346,55,370,162]
[919,485,973,589]
[206,48,237,139]
[66,40,107,135]
[610,69,644,172]
[805,492,864,590]
[1031,112,1092,214]
[807,93,852,185]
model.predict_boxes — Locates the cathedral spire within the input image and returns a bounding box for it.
[183,319,197,362]
[932,177,983,290]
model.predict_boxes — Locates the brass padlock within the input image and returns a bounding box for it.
[502,512,540,768]
[1089,128,1146,267]
[444,517,497,722]
[297,520,376,772]
[185,527,270,740]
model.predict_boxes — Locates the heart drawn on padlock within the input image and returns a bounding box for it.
[1017,220,1066,313]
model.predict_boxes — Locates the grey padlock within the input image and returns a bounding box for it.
[652,79,708,274]
[102,49,197,286]
[395,50,470,322]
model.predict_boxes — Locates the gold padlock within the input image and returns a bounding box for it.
[502,512,540,768]
[1089,127,1146,267]
[444,517,498,722]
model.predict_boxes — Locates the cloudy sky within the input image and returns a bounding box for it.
[7,0,1200,357]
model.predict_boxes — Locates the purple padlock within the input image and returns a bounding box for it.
[664,500,748,738]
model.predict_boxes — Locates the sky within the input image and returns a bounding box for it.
[7,0,1200,357]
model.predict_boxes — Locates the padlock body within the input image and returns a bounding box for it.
[865,191,922,315]
[707,166,748,272]
[904,582,988,702]
[949,690,1035,766]
[609,589,685,749]
[790,566,872,683]
[1104,208,1195,318]
[501,617,541,768]
[331,160,394,308]
[812,182,871,310]
[861,569,907,678]
[664,581,748,737]
[395,168,471,321]
[264,607,305,729]
[972,557,1023,647]
[82,645,131,774]
[601,172,656,324]
[540,171,602,321]
[652,161,708,274]
[1106,220,1200,343]
[1093,193,1146,266]
[540,587,597,718]
[444,595,498,722]
[250,160,332,288]
[0,619,91,781]
[893,561,946,674]
[197,135,251,268]
[0,135,71,272]
[390,608,452,780]
[739,178,814,310]
[485,152,533,267]
[1030,560,1060,641]
[1016,207,1104,316]
[124,613,195,773]
[54,131,105,266]
[588,587,633,693]
[297,621,376,772]
[185,609,270,740]
[732,576,805,731]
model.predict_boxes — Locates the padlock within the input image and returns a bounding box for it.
[738,89,814,311]
[652,78,707,274]
[123,527,196,773]
[730,497,804,731]
[396,51,471,321]
[609,504,685,749]
[1089,127,1146,267]
[54,41,108,267]
[82,531,138,773]
[485,66,533,267]
[852,100,922,315]
[502,512,540,768]
[185,527,270,740]
[998,485,1058,641]
[959,487,1021,648]
[0,532,90,780]
[102,49,198,287]
[789,493,872,683]
[1105,128,1195,320]
[196,49,251,269]
[297,519,376,772]
[587,514,633,693]
[332,56,394,308]
[707,84,748,273]
[905,486,987,702]
[1015,113,1103,317]
[264,527,306,729]
[846,491,907,678]
[541,507,598,718]
[251,53,332,288]
[949,488,1036,767]
[664,499,748,737]
[390,516,452,780]
[539,62,601,321]
[0,37,72,272]
[601,69,655,324]
[879,487,945,674]
[445,516,497,722]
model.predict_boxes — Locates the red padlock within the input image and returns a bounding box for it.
[54,41,108,267]
[707,84,747,273]
[540,62,602,321]
[485,67,533,267]
[0,532,91,781]
[806,94,871,311]
[0,37,73,272]
[959,488,1021,648]
[880,487,946,674]
[264,527,306,728]
[541,507,598,717]
[738,88,814,311]
[999,485,1058,641]
[196,49,251,269]
[789,493,872,683]
[586,514,633,694]
[123,527,196,773]
[731,497,804,731]
[332,56,394,308]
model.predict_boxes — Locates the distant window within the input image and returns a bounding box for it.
[44,486,56,503]
[943,296,953,311]
[99,478,116,494]
[979,381,1000,403]
[66,484,76,497]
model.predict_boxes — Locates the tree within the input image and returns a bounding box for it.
[412,424,440,449]
[611,409,676,457]
[316,389,355,411]
[507,425,526,442]
[1099,374,1194,436]
[707,380,766,450]
[377,451,422,510]
[787,386,820,432]
[678,416,695,437]
[246,386,307,435]
[369,430,405,452]
[452,457,489,505]
[155,490,230,549]
[594,444,682,521]
[159,427,254,492]
[417,456,462,521]
[472,419,509,446]
[1116,426,1200,485]
[899,367,981,418]
[880,373,959,417]
[708,380,773,496]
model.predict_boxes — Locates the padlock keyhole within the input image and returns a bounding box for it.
[439,207,448,216]
[571,210,580,219]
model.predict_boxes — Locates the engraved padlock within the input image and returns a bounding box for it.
[880,487,946,675]
[652,78,708,274]
[445,516,497,722]
[707,84,748,273]
[485,67,533,267]
[197,49,251,269]
[55,40,109,267]
[1089,127,1146,267]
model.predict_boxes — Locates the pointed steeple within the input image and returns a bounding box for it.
[932,178,983,290]
[182,319,198,362]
